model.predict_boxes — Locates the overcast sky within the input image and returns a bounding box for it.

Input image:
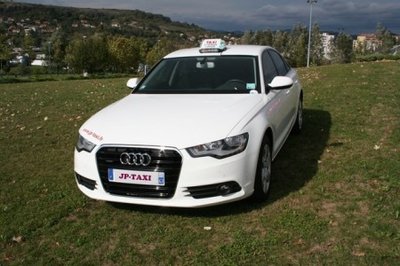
[15,0,400,34]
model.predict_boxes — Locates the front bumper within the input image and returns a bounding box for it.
[74,145,258,208]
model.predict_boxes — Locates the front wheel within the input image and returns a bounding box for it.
[252,138,272,201]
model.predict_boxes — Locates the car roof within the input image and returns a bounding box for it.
[164,45,272,59]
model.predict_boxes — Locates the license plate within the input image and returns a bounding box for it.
[108,168,165,186]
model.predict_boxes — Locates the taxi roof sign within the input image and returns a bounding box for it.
[199,39,226,53]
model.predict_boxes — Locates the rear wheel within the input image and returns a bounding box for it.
[292,97,303,134]
[253,138,272,201]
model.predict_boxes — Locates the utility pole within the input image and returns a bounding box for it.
[307,0,317,67]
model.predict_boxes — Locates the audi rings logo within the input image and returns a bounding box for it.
[120,152,152,166]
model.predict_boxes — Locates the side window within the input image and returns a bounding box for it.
[262,51,278,84]
[283,58,291,72]
[269,50,289,76]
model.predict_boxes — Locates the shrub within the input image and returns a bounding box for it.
[356,53,400,62]
[8,64,31,76]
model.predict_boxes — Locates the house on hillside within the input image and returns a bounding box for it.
[31,53,48,66]
[391,45,400,55]
[111,21,120,28]
[36,53,46,60]
[31,59,48,66]
[354,34,382,53]
[9,55,29,66]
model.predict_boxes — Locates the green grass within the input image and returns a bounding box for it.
[0,72,132,84]
[1,61,399,264]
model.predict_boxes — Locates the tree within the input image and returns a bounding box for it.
[330,32,353,64]
[66,34,110,74]
[293,33,307,67]
[65,37,87,73]
[262,30,274,46]
[354,39,367,56]
[287,24,308,67]
[23,34,35,60]
[108,36,148,73]
[272,31,288,54]
[241,30,254,44]
[0,34,11,73]
[376,23,395,54]
[48,29,68,72]
[146,38,178,66]
[241,30,274,46]
[310,24,323,65]
[253,30,273,45]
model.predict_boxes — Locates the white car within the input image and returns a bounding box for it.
[74,39,303,208]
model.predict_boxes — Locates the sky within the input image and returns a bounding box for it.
[14,0,400,34]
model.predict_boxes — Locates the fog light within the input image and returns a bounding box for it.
[218,184,232,195]
[185,181,241,198]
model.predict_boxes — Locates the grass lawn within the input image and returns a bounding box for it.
[1,61,399,264]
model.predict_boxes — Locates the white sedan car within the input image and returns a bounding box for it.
[74,39,303,208]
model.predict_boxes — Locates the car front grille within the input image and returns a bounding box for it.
[96,146,182,199]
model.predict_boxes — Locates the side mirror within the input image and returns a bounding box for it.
[126,78,139,89]
[268,76,293,90]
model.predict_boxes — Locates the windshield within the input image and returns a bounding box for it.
[136,56,260,94]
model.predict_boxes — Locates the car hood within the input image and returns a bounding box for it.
[80,94,262,149]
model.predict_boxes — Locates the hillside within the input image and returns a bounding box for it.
[0,1,208,41]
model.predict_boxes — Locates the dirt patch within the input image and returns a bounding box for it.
[307,238,336,255]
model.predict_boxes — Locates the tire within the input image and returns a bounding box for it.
[292,97,303,134]
[252,137,272,201]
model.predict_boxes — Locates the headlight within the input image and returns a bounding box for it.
[76,134,96,153]
[187,133,249,159]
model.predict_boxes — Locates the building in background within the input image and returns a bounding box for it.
[321,32,335,59]
[353,34,382,53]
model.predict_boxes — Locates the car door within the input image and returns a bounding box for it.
[262,49,295,155]
[269,50,298,134]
